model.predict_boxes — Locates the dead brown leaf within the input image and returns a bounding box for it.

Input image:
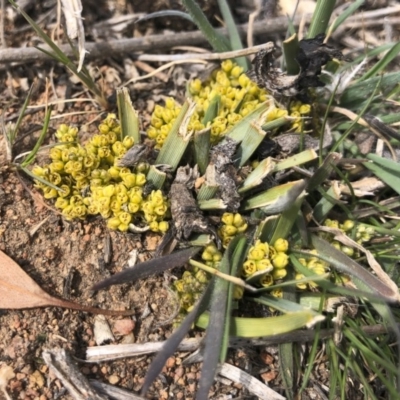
[0,250,132,316]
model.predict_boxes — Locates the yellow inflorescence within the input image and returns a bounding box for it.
[243,239,289,295]
[295,219,373,289]
[289,100,311,133]
[146,60,310,149]
[172,243,221,325]
[295,250,330,290]
[33,114,169,232]
[218,212,248,248]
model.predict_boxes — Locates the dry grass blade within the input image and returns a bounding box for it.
[92,247,201,291]
[0,250,132,316]
[60,0,86,71]
[141,282,213,397]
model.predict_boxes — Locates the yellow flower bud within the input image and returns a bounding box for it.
[122,173,136,188]
[129,190,142,204]
[248,248,266,261]
[341,220,355,232]
[149,221,160,232]
[135,173,146,187]
[118,223,129,232]
[238,73,250,88]
[32,166,48,177]
[341,246,354,257]
[201,251,213,262]
[233,285,244,300]
[102,185,115,197]
[99,123,110,134]
[49,147,63,161]
[224,225,237,236]
[230,65,243,78]
[221,59,233,73]
[128,202,140,213]
[272,252,289,269]
[122,136,134,149]
[158,221,169,233]
[43,187,58,199]
[154,204,168,216]
[260,274,273,287]
[212,253,222,263]
[272,268,287,280]
[58,185,71,198]
[232,213,245,227]
[110,199,122,213]
[221,213,234,226]
[242,260,257,277]
[55,197,69,209]
[73,205,87,218]
[98,147,111,158]
[256,258,272,272]
[299,104,311,114]
[49,172,62,185]
[118,211,132,225]
[273,238,289,253]
[295,273,307,290]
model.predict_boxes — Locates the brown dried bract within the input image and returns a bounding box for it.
[170,165,217,241]
[250,34,344,100]
[209,137,241,211]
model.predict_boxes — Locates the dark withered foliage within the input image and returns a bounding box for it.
[169,165,216,240]
[208,137,241,211]
[250,34,343,100]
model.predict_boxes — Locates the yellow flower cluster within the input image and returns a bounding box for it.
[242,239,289,290]
[33,115,169,233]
[146,60,310,149]
[146,97,203,149]
[172,245,219,325]
[189,60,268,143]
[289,100,311,133]
[218,212,248,248]
[201,243,223,268]
[322,219,374,257]
[295,250,330,290]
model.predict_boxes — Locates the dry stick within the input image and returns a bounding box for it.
[3,5,400,64]
[136,41,274,62]
[85,323,398,362]
[0,15,310,64]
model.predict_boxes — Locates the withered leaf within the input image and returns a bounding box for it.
[0,250,132,316]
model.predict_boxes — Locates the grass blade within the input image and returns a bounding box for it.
[242,179,307,214]
[21,106,52,167]
[197,236,247,400]
[307,0,336,38]
[92,247,201,291]
[155,99,196,170]
[116,87,140,143]
[363,156,400,196]
[181,0,230,52]
[216,0,247,69]
[311,235,398,302]
[141,281,213,396]
[358,41,400,82]
[329,0,365,34]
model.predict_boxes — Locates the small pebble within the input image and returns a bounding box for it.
[108,375,120,385]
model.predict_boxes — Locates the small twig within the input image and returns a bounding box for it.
[133,60,169,82]
[135,41,274,62]
[85,323,396,362]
